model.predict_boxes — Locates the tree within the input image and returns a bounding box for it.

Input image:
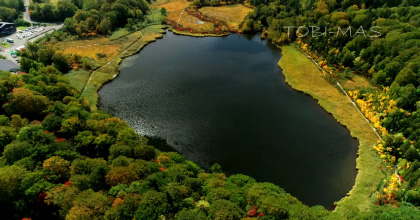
[208,199,245,220]
[43,156,70,176]
[3,141,31,164]
[109,144,132,160]
[37,47,56,66]
[126,18,135,31]
[161,7,167,16]
[105,166,138,186]
[175,209,207,220]
[0,165,28,201]
[52,53,70,73]
[394,67,417,86]
[134,190,169,220]
[133,145,156,160]
[4,88,50,120]
[66,190,111,220]
[99,17,112,35]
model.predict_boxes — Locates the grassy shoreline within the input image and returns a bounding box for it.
[170,28,229,37]
[65,25,166,109]
[278,45,383,212]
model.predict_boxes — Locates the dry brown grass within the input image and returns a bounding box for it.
[57,38,121,62]
[342,75,375,91]
[199,4,253,30]
[156,0,190,22]
[155,0,251,33]
[156,0,215,31]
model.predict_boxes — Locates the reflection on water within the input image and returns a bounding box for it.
[98,31,358,209]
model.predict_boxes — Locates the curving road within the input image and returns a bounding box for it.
[24,0,35,23]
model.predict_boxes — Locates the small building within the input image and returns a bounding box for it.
[0,60,19,73]
[0,22,16,35]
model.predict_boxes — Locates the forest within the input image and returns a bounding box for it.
[0,0,25,24]
[242,0,420,213]
[2,0,420,219]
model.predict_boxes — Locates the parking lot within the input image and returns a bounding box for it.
[0,24,62,64]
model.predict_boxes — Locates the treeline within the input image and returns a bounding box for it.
[191,0,245,7]
[29,0,78,22]
[17,41,96,73]
[0,0,24,23]
[28,0,151,32]
[243,0,420,212]
[62,0,150,37]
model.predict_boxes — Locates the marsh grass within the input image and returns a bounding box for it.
[278,45,383,212]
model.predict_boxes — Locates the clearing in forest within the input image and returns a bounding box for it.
[199,4,253,31]
[153,0,251,33]
[58,38,121,63]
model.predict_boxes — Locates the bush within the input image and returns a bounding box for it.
[133,145,156,161]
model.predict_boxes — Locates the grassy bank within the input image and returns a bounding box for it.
[170,28,229,37]
[278,45,383,212]
[65,25,166,109]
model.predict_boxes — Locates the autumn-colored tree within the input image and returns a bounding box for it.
[4,88,50,120]
[105,166,138,186]
[43,156,70,175]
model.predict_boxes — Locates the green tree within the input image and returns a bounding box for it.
[208,199,245,220]
[134,190,169,220]
[0,165,28,201]
[3,141,31,164]
[52,53,71,73]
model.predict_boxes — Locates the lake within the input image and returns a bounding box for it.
[98,31,358,209]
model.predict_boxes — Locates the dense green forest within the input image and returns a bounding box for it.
[29,0,151,26]
[0,0,28,26]
[242,0,420,213]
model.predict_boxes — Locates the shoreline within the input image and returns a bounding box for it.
[82,28,381,211]
[79,25,167,109]
[278,45,383,212]
[170,27,230,37]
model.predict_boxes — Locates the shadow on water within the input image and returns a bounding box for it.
[146,135,178,153]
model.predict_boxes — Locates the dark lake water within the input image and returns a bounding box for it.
[98,31,358,209]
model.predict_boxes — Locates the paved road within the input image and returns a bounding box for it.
[0,0,63,64]
[24,0,35,23]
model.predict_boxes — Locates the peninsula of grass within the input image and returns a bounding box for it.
[170,28,228,37]
[278,45,383,212]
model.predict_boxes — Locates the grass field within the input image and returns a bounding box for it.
[156,0,213,31]
[17,26,28,31]
[65,70,91,93]
[199,4,253,31]
[153,0,250,34]
[58,38,121,64]
[278,45,383,212]
[341,75,375,91]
